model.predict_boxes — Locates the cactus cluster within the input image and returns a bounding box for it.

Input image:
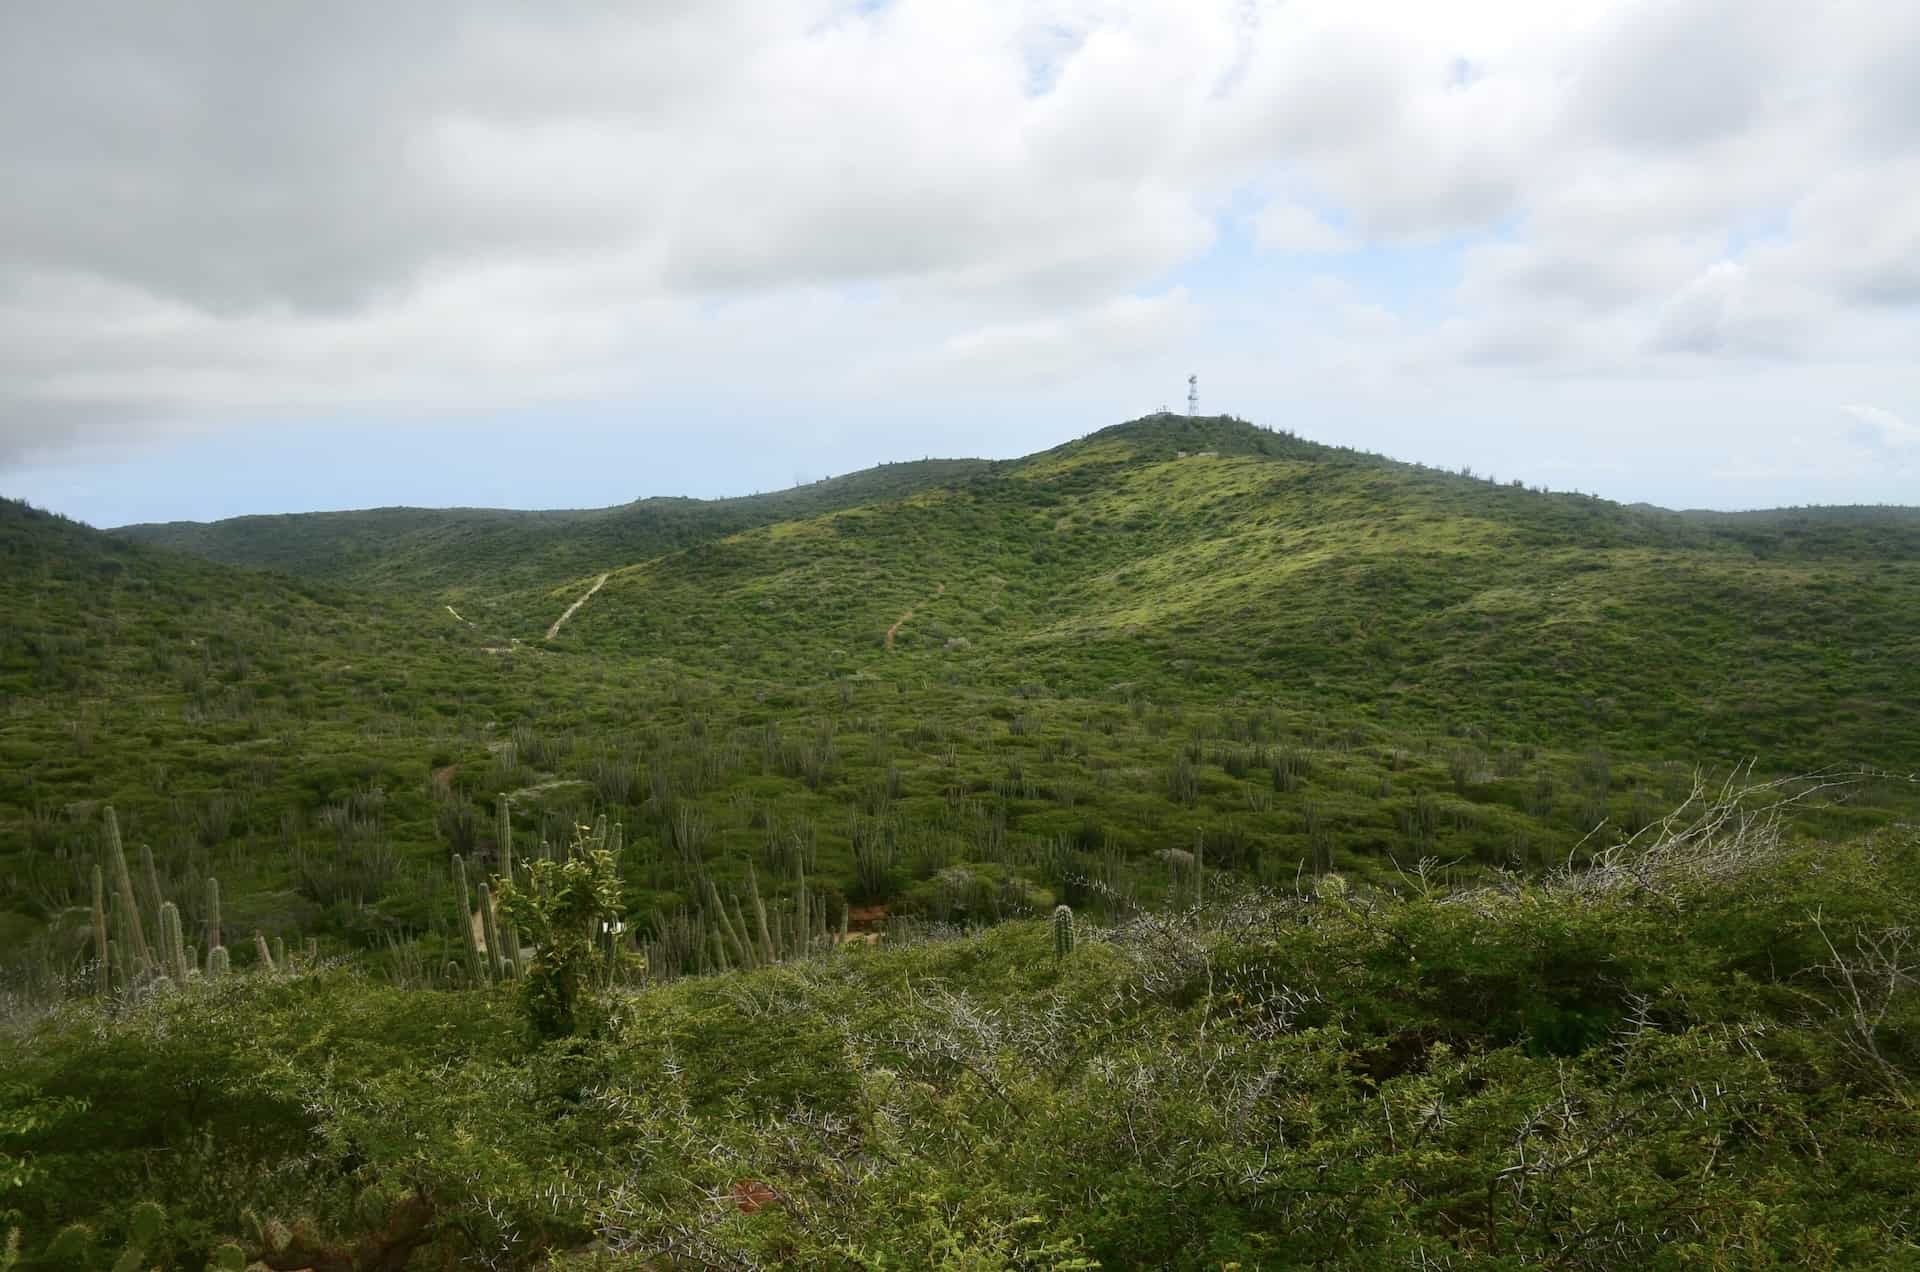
[638,852,842,982]
[15,1200,166,1272]
[88,807,259,995]
[1053,904,1075,961]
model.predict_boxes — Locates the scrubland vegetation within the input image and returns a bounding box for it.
[3,416,1917,1267]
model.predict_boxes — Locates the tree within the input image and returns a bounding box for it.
[492,826,625,1041]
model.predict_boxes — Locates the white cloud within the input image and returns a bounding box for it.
[0,0,1914,511]
[1842,403,1920,449]
[1252,201,1353,254]
[864,289,1197,393]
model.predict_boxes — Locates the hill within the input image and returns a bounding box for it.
[5,417,1916,960]
[540,417,1920,770]
[4,417,1920,1266]
[115,458,992,599]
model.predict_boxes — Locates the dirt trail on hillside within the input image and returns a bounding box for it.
[884,582,945,651]
[545,573,609,641]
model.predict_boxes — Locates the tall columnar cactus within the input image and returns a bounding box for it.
[139,842,163,937]
[91,865,110,996]
[497,794,513,881]
[207,944,230,979]
[478,882,505,981]
[747,865,775,964]
[102,807,152,972]
[705,877,753,969]
[496,796,523,974]
[205,876,222,952]
[254,931,276,974]
[1053,904,1075,961]
[453,855,484,984]
[158,902,189,983]
[795,858,810,957]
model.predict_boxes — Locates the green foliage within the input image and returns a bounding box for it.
[4,416,1920,1264]
[492,828,625,1041]
[0,824,1914,1267]
[108,1201,163,1272]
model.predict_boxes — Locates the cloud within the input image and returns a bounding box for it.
[0,0,1915,512]
[1252,201,1353,254]
[1842,403,1920,449]
[864,289,1197,393]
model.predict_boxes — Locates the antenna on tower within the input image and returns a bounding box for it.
[1186,374,1198,417]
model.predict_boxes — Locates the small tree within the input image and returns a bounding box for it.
[493,826,625,1041]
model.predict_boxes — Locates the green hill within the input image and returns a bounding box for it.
[542,417,1920,770]
[115,457,992,599]
[3,417,1917,1267]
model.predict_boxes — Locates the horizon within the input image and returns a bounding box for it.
[14,412,1920,531]
[14,410,1920,530]
[3,1,1916,525]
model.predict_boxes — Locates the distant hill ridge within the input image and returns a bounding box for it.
[110,415,1920,593]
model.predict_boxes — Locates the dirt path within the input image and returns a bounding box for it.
[884,582,944,651]
[545,573,609,641]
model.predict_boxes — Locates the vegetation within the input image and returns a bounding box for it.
[2,414,1917,1265]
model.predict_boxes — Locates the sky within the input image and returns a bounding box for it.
[2,0,1917,527]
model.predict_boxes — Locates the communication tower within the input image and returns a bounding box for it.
[1186,374,1199,417]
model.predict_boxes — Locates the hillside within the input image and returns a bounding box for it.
[537,417,1920,770]
[4,417,1918,1266]
[115,458,992,600]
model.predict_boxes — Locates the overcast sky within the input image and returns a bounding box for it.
[2,0,1916,526]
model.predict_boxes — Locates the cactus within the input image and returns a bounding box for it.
[109,1201,164,1272]
[138,842,163,937]
[747,865,775,964]
[208,1242,247,1271]
[254,931,276,974]
[91,865,110,996]
[207,945,230,978]
[158,901,189,983]
[478,882,505,981]
[497,794,513,881]
[795,858,809,956]
[102,808,152,972]
[273,936,286,971]
[41,1223,94,1266]
[704,878,753,969]
[731,898,758,966]
[453,856,484,984]
[2,1226,19,1271]
[205,876,222,952]
[495,796,520,973]
[1053,904,1075,961]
